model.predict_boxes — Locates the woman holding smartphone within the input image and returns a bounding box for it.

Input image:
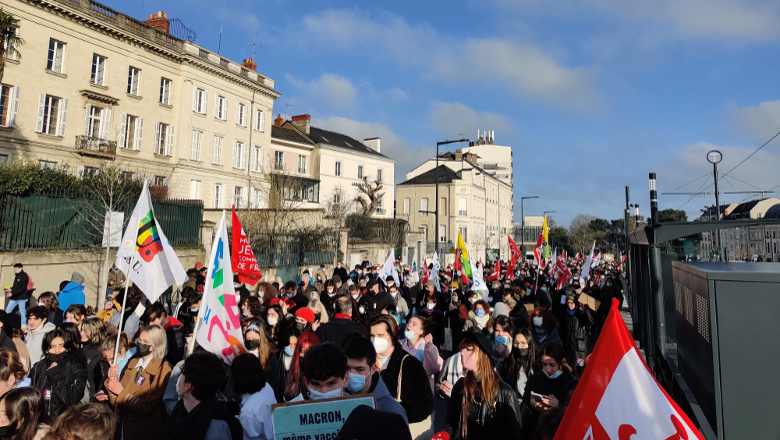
[521,342,578,438]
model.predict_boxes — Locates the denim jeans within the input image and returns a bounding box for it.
[6,298,27,326]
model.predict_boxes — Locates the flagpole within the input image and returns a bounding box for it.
[113,257,132,363]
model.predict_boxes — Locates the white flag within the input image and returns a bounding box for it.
[195,211,246,364]
[378,249,400,287]
[431,252,441,291]
[580,241,596,285]
[471,257,488,294]
[115,180,187,303]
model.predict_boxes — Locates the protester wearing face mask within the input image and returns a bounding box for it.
[367,315,434,440]
[522,342,577,438]
[343,335,408,423]
[167,352,242,440]
[297,343,349,403]
[294,308,316,333]
[240,296,262,320]
[30,328,86,418]
[282,331,319,402]
[418,294,447,348]
[559,295,592,369]
[443,331,522,440]
[400,316,442,393]
[232,353,276,440]
[536,281,553,309]
[463,299,491,335]
[529,307,562,348]
[491,315,515,363]
[262,304,284,345]
[498,328,537,401]
[95,333,134,405]
[388,284,410,319]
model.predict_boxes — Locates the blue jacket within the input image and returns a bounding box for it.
[58,282,85,312]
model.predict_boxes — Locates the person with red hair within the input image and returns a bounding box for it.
[282,331,320,402]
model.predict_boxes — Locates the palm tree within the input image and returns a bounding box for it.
[0,9,25,84]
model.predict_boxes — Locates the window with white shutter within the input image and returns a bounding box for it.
[213,136,223,165]
[236,103,247,127]
[214,183,223,209]
[46,39,66,73]
[56,98,68,136]
[459,198,467,216]
[155,123,172,156]
[192,87,207,114]
[233,141,246,169]
[421,198,429,216]
[251,145,263,172]
[191,130,202,161]
[37,94,63,135]
[189,180,200,199]
[165,125,174,156]
[91,54,107,86]
[127,67,141,95]
[215,95,227,120]
[99,108,111,140]
[403,198,410,216]
[159,78,171,105]
[254,109,265,131]
[0,85,17,127]
[133,118,143,150]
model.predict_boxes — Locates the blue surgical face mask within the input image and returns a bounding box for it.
[470,297,477,304]
[309,384,343,400]
[475,310,485,317]
[284,347,294,357]
[545,370,563,379]
[346,372,368,394]
[286,293,294,298]
[540,287,547,292]
[404,330,417,341]
[494,335,507,346]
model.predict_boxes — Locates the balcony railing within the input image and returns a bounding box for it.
[459,210,468,216]
[75,136,117,159]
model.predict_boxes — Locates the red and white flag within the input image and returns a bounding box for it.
[533,233,545,268]
[554,299,704,440]
[507,236,522,280]
[555,256,573,290]
[231,206,262,285]
[488,260,501,282]
[421,259,430,285]
[576,252,581,260]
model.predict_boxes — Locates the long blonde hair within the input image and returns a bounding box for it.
[459,338,500,438]
[144,325,168,362]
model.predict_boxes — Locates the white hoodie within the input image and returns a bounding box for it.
[24,322,56,369]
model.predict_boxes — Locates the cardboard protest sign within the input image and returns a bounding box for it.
[579,292,601,310]
[271,394,376,440]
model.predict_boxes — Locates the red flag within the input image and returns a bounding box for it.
[533,233,545,268]
[488,260,501,282]
[421,259,429,285]
[555,256,572,290]
[576,252,581,260]
[553,299,704,440]
[231,206,262,285]
[507,236,522,279]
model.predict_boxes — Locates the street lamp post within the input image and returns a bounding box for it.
[433,139,469,256]
[707,150,723,261]
[521,196,539,256]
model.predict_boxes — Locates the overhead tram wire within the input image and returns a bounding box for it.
[720,129,780,181]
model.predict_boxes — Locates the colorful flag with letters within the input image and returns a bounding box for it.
[231,206,262,285]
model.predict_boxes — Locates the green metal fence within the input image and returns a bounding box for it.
[249,230,339,268]
[0,189,202,251]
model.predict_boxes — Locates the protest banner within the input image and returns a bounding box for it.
[271,394,376,440]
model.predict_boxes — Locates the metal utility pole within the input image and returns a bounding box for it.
[707,150,723,261]
[648,172,665,358]
[624,186,632,309]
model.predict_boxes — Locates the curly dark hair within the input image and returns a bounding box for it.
[181,352,227,401]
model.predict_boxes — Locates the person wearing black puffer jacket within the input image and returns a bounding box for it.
[445,331,523,440]
[367,315,434,440]
[30,328,87,418]
[558,295,593,368]
[80,317,107,402]
[521,342,578,439]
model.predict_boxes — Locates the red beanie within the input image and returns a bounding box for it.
[269,297,280,306]
[295,307,315,324]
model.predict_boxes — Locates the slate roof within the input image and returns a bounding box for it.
[308,126,388,159]
[271,125,314,146]
[398,165,461,186]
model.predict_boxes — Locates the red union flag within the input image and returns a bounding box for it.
[488,260,501,282]
[231,206,262,285]
[554,299,704,440]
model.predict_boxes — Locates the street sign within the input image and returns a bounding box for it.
[271,394,376,440]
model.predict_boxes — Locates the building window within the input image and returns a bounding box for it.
[421,198,429,216]
[214,183,223,209]
[236,103,247,127]
[85,105,103,138]
[0,85,19,128]
[46,39,66,73]
[119,114,143,150]
[192,87,207,114]
[127,67,141,95]
[357,165,363,179]
[298,155,306,174]
[335,161,341,176]
[154,122,174,156]
[36,94,70,136]
[38,160,56,170]
[190,130,202,161]
[377,169,383,182]
[251,145,263,172]
[213,136,223,165]
[233,141,246,169]
[459,197,467,216]
[91,54,107,86]
[159,78,171,105]
[215,95,227,120]
[459,226,468,243]
[79,166,100,178]
[3,27,19,61]
[439,225,446,243]
[403,198,410,216]
[189,180,200,199]
[254,109,265,131]
[233,186,246,208]
[334,192,341,204]
[274,151,284,170]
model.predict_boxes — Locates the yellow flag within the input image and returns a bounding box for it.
[457,232,472,277]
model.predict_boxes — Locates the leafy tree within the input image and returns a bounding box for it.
[548,226,570,253]
[588,218,610,233]
[658,208,688,223]
[0,9,24,84]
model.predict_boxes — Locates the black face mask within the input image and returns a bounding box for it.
[296,322,306,332]
[0,425,18,438]
[513,348,529,359]
[245,339,261,350]
[47,351,67,364]
[136,343,152,358]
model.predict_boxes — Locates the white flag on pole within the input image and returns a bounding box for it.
[195,211,246,364]
[580,241,596,285]
[471,257,488,294]
[115,180,187,303]
[378,249,400,287]
[431,252,441,291]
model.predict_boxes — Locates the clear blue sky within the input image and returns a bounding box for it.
[105,0,780,227]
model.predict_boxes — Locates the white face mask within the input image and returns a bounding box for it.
[426,302,435,309]
[352,294,359,300]
[533,316,544,327]
[390,292,397,298]
[359,306,365,314]
[267,316,278,326]
[372,336,390,354]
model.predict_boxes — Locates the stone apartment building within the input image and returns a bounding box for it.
[0,0,280,209]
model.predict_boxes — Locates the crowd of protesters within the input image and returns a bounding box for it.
[0,254,625,440]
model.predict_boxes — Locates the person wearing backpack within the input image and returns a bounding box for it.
[5,263,30,328]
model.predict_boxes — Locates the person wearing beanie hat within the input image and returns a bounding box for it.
[442,331,522,440]
[294,307,315,332]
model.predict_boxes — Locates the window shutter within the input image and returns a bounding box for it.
[202,92,207,114]
[240,144,246,169]
[236,104,241,125]
[35,93,45,133]
[57,98,68,137]
[9,87,19,128]
[192,86,198,112]
[154,122,161,154]
[214,95,219,118]
[259,110,265,132]
[232,141,238,168]
[253,109,258,130]
[118,114,127,149]
[100,108,111,140]
[83,104,92,137]
[165,125,175,156]
[213,136,221,164]
[134,118,143,151]
[77,166,84,178]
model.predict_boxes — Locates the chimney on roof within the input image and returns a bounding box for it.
[274,114,284,127]
[364,138,380,153]
[242,58,257,71]
[466,152,479,167]
[144,11,170,34]
[291,114,311,135]
[455,150,462,162]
